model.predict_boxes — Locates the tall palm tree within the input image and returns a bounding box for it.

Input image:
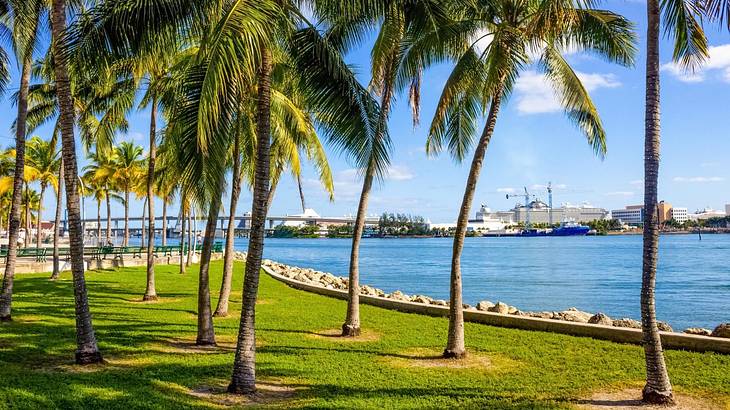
[640,0,706,403]
[136,55,175,301]
[421,0,635,358]
[25,135,60,248]
[111,141,144,247]
[0,0,45,321]
[315,0,451,338]
[50,0,103,364]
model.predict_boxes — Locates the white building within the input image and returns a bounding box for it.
[468,204,512,232]
[726,204,730,216]
[670,207,688,223]
[611,205,644,225]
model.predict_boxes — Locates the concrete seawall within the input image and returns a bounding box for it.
[262,265,730,354]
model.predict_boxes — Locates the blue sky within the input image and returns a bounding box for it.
[2,2,729,224]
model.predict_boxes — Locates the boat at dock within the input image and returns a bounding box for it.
[517,220,590,237]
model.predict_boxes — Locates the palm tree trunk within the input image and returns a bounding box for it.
[105,193,111,244]
[214,136,242,317]
[141,197,147,247]
[187,210,194,266]
[37,184,46,248]
[123,189,130,246]
[96,200,101,246]
[50,0,102,364]
[144,97,158,301]
[51,159,64,280]
[444,86,504,359]
[196,183,224,346]
[342,78,395,337]
[0,58,31,321]
[641,0,674,404]
[24,184,30,248]
[179,206,186,274]
[161,200,167,246]
[265,181,277,213]
[297,174,306,212]
[229,48,272,395]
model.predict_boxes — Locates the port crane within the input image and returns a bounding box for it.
[506,187,535,228]
[547,182,553,225]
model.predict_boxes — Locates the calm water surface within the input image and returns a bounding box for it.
[230,235,729,330]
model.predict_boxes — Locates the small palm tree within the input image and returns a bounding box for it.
[111,141,144,247]
[422,0,635,358]
[25,136,61,248]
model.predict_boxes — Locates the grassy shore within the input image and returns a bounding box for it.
[1,262,729,409]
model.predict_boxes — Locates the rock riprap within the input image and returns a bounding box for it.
[711,323,730,338]
[261,259,725,336]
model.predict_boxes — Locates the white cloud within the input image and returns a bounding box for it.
[514,70,621,114]
[604,191,635,197]
[661,44,730,83]
[673,176,725,183]
[386,165,415,181]
[497,187,516,193]
[629,179,643,186]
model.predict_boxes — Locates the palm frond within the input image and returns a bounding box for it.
[661,0,709,68]
[539,45,607,157]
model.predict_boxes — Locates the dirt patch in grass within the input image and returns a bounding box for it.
[188,380,297,407]
[152,336,264,354]
[306,328,381,342]
[256,299,273,305]
[575,389,728,410]
[383,348,519,371]
[124,297,183,304]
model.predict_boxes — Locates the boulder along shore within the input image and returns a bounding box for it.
[247,254,729,339]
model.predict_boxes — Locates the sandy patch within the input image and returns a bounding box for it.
[383,348,519,371]
[306,328,381,342]
[153,336,263,354]
[124,297,183,304]
[575,389,728,410]
[188,380,297,407]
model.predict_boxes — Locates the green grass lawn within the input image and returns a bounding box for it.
[1,262,729,409]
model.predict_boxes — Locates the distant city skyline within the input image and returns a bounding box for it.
[1,2,728,224]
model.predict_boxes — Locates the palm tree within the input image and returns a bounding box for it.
[214,77,335,318]
[315,0,451,338]
[136,55,175,301]
[111,141,144,247]
[50,0,103,364]
[21,187,40,245]
[25,136,60,248]
[84,150,117,246]
[639,0,707,403]
[0,0,45,321]
[67,0,381,393]
[421,0,635,358]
